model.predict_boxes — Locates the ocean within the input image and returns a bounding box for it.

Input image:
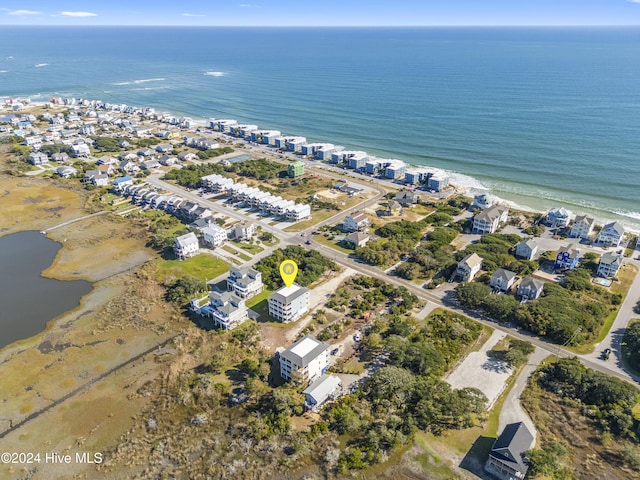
[1,26,639,231]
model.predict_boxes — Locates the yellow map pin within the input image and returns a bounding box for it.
[279,259,299,287]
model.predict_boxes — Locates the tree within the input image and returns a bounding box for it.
[455,282,491,309]
[165,275,206,304]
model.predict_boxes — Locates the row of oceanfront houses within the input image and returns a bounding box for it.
[207,118,451,191]
[471,198,628,247]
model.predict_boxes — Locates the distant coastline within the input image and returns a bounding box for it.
[11,95,640,235]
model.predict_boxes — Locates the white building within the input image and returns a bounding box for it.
[343,212,369,232]
[545,207,573,228]
[596,221,625,248]
[174,232,199,260]
[204,291,248,330]
[597,252,624,278]
[268,284,310,323]
[279,334,330,383]
[303,374,342,410]
[514,239,539,260]
[202,225,227,248]
[227,266,263,299]
[286,204,311,221]
[570,215,595,239]
[234,221,255,241]
[472,206,509,235]
[456,253,483,281]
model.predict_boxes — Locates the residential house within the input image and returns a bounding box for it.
[177,151,198,162]
[344,232,370,249]
[202,225,227,248]
[204,291,248,330]
[490,268,518,292]
[173,232,199,260]
[92,173,110,187]
[570,215,595,239]
[269,284,310,323]
[303,374,342,410]
[71,143,90,157]
[288,161,305,178]
[597,252,624,278]
[473,206,509,234]
[545,207,573,228]
[485,422,534,480]
[384,200,403,217]
[514,239,539,261]
[555,244,581,271]
[112,176,134,191]
[120,159,140,174]
[517,278,544,300]
[596,221,625,248]
[286,204,311,221]
[156,143,173,153]
[28,151,49,165]
[427,175,449,192]
[55,166,77,178]
[456,253,483,281]
[472,194,493,210]
[234,221,255,241]
[279,334,330,383]
[141,159,161,170]
[343,213,369,232]
[227,266,264,299]
[51,152,70,163]
[159,155,177,166]
[395,191,420,207]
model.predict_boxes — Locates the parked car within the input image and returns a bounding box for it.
[601,348,611,360]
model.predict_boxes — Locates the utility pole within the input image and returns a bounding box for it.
[555,326,582,362]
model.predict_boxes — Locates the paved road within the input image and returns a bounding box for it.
[579,258,640,381]
[146,167,640,388]
[498,347,549,446]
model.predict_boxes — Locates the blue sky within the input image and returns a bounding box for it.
[1,0,640,26]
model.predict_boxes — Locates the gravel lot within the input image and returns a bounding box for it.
[445,330,513,409]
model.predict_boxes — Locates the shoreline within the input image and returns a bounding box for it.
[11,97,640,234]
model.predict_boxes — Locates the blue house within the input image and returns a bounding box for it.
[555,243,581,271]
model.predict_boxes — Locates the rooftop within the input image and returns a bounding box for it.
[270,283,309,304]
[281,335,330,367]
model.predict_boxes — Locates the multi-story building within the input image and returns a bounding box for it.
[597,252,624,278]
[279,334,330,383]
[570,215,595,239]
[343,212,369,232]
[456,253,483,281]
[288,161,305,178]
[268,284,310,323]
[204,291,248,330]
[227,266,263,299]
[596,221,625,247]
[555,243,581,270]
[472,206,509,234]
[202,225,227,248]
[485,422,534,480]
[173,232,199,260]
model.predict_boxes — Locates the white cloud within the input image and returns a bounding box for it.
[7,9,42,15]
[182,13,207,17]
[61,11,97,17]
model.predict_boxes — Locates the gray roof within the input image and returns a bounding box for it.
[517,238,538,250]
[303,374,341,404]
[460,253,483,269]
[490,422,534,475]
[600,252,624,266]
[574,215,594,226]
[209,291,243,315]
[346,232,369,244]
[475,205,508,222]
[603,221,625,236]
[280,335,329,368]
[269,284,309,304]
[492,268,517,282]
[175,232,198,247]
[518,277,544,291]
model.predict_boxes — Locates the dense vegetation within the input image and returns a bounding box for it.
[622,320,640,373]
[325,274,419,318]
[164,158,286,189]
[535,358,639,438]
[166,275,207,304]
[91,136,121,152]
[456,272,621,344]
[488,337,535,367]
[254,246,338,290]
[323,311,487,472]
[196,146,234,159]
[395,227,459,281]
[356,219,429,267]
[454,233,538,275]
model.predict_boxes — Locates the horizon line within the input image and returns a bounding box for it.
[1,24,640,28]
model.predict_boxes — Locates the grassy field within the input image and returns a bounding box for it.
[157,253,230,282]
[232,240,264,254]
[312,232,355,254]
[246,289,273,309]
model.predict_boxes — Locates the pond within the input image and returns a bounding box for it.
[0,231,92,351]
